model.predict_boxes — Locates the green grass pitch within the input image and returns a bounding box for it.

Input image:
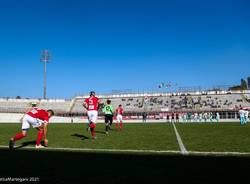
[0,122,250,153]
[176,123,250,152]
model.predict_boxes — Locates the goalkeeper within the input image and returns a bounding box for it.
[103,99,114,134]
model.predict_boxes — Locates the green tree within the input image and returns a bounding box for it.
[241,78,247,90]
[247,77,250,89]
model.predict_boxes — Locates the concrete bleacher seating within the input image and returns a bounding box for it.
[0,90,249,115]
[70,91,250,114]
[39,99,71,113]
[0,99,71,114]
[0,99,39,113]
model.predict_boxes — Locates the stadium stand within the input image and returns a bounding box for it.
[71,90,250,114]
[0,90,249,121]
[39,99,71,114]
[0,99,39,113]
[0,99,72,114]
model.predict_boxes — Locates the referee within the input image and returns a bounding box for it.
[103,99,114,134]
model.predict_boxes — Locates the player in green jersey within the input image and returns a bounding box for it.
[103,99,114,134]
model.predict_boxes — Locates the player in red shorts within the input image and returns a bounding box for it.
[83,91,100,140]
[9,108,54,150]
[116,104,124,130]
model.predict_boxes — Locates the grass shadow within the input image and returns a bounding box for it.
[15,140,47,149]
[71,134,89,140]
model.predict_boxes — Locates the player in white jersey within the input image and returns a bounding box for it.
[239,108,245,125]
[203,113,208,123]
[209,112,213,124]
[216,112,220,123]
[182,113,187,123]
[244,110,249,124]
[194,113,198,122]
[198,113,203,123]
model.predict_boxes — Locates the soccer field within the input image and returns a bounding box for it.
[0,122,250,154]
[0,122,250,183]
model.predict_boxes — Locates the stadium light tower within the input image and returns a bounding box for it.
[40,50,51,99]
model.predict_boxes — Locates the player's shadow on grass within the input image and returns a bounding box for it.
[71,134,89,140]
[15,141,46,149]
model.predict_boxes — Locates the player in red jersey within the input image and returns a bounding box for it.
[83,91,100,140]
[116,104,124,130]
[9,108,54,150]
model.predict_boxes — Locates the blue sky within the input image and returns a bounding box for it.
[0,0,249,98]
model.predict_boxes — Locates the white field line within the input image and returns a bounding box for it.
[0,145,250,156]
[188,151,250,157]
[0,145,250,157]
[172,122,188,155]
[0,145,179,154]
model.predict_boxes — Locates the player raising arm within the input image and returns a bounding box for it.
[9,108,54,150]
[83,91,100,140]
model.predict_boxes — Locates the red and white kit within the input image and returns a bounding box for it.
[116,107,123,122]
[22,108,50,130]
[84,96,99,124]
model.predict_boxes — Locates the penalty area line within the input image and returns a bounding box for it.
[172,122,188,155]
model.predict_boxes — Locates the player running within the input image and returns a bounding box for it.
[83,91,100,140]
[103,99,114,134]
[116,105,124,130]
[9,108,54,150]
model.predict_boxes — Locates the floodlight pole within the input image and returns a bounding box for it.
[41,50,50,99]
[44,61,47,99]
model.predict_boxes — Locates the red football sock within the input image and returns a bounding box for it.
[13,133,25,141]
[116,123,119,129]
[91,128,96,138]
[36,130,44,146]
[120,122,123,129]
